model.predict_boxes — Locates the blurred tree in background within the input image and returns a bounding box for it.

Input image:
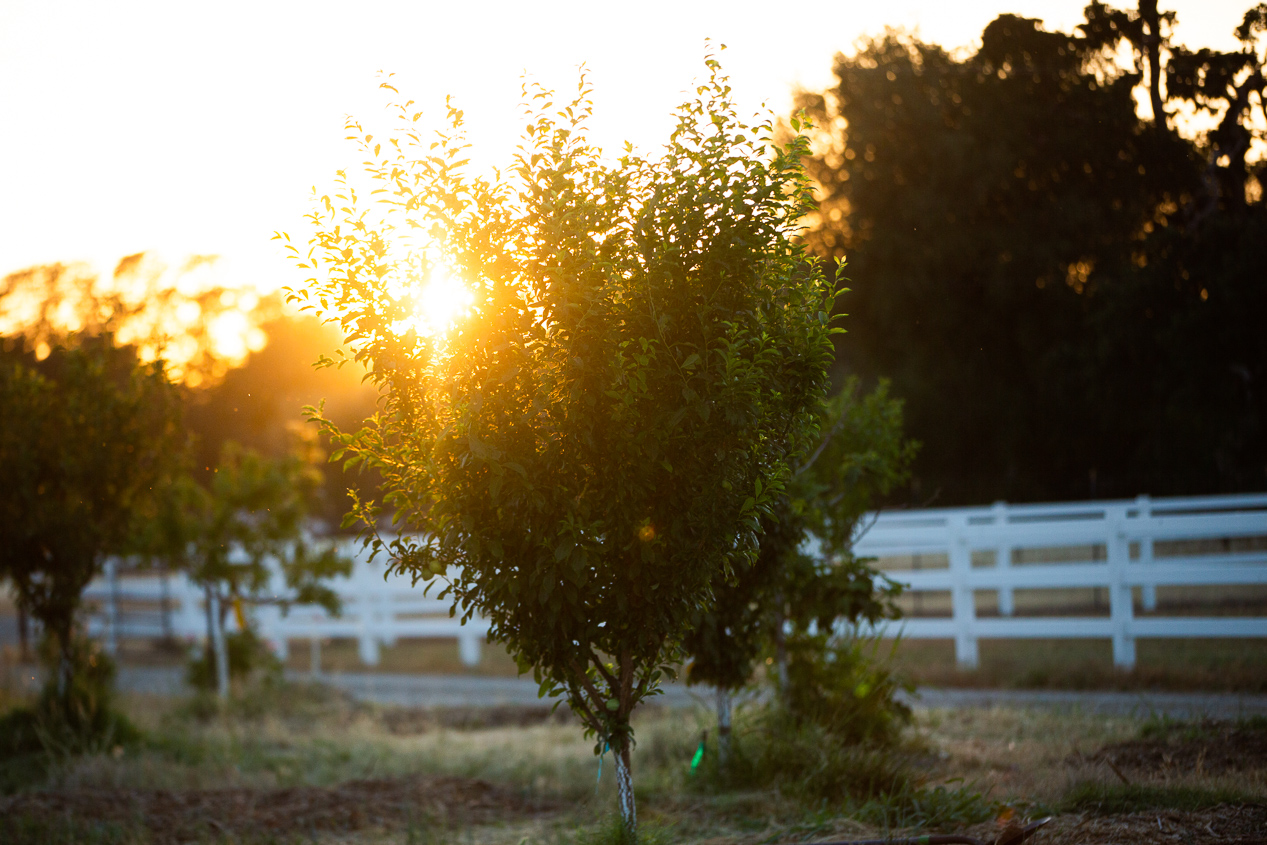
[0,334,184,732]
[684,379,914,767]
[800,2,1267,504]
[136,439,352,702]
[0,254,379,527]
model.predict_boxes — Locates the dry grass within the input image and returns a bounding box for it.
[886,637,1267,692]
[6,680,1267,844]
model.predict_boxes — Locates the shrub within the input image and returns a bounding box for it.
[186,626,282,694]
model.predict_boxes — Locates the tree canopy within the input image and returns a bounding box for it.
[801,2,1267,504]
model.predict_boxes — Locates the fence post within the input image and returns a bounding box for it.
[357,577,381,666]
[1136,495,1157,611]
[459,632,482,666]
[207,587,230,701]
[174,572,204,642]
[310,632,322,678]
[950,514,979,668]
[104,558,119,657]
[1107,505,1136,669]
[993,501,1014,617]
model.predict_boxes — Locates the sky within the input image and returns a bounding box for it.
[0,0,1254,290]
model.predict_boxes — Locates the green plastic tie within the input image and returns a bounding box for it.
[689,739,705,774]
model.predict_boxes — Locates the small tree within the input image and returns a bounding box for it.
[140,438,352,701]
[0,334,184,727]
[287,59,835,836]
[684,379,916,765]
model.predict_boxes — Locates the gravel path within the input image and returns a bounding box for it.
[6,659,1266,718]
[26,665,1257,718]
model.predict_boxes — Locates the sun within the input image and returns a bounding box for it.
[398,268,475,338]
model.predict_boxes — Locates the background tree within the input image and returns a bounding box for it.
[0,334,184,728]
[0,253,274,388]
[138,438,353,702]
[684,378,914,767]
[181,314,379,528]
[0,254,381,529]
[289,61,836,838]
[799,3,1264,504]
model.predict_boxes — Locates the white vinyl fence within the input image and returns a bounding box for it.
[82,541,488,669]
[850,493,1267,668]
[77,493,1267,672]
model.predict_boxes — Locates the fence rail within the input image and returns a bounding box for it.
[76,493,1267,672]
[82,542,487,669]
[850,493,1267,668]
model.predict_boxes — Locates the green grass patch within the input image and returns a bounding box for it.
[1060,781,1264,815]
[0,815,143,845]
[849,781,1001,831]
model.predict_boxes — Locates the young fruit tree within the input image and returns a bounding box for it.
[137,439,352,702]
[0,334,184,730]
[683,378,915,767]
[285,58,836,836]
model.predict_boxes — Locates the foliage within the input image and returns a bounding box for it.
[0,333,184,723]
[144,439,351,615]
[137,438,353,698]
[30,632,143,755]
[850,781,1001,831]
[287,55,836,834]
[684,378,915,694]
[780,633,912,748]
[0,253,276,387]
[0,635,141,794]
[185,626,282,693]
[181,313,379,524]
[799,3,1267,503]
[690,636,915,803]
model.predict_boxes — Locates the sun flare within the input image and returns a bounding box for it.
[396,269,475,338]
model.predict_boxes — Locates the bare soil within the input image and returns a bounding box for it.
[1085,719,1267,777]
[1,774,562,841]
[1033,804,1267,844]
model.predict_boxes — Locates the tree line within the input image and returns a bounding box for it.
[801,1,1267,505]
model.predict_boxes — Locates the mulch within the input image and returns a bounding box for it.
[1,774,563,841]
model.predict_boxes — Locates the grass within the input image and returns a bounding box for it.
[3,667,1267,843]
[884,637,1267,692]
[1059,781,1264,815]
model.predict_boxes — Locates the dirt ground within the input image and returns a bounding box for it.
[1,773,560,841]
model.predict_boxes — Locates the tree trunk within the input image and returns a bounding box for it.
[17,604,30,663]
[207,586,230,702]
[55,626,74,705]
[1140,0,1167,131]
[773,606,790,697]
[614,739,637,842]
[715,686,732,769]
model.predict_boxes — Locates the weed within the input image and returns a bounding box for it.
[0,814,142,845]
[849,780,1000,831]
[563,815,673,845]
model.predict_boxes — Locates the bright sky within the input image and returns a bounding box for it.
[0,0,1252,288]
